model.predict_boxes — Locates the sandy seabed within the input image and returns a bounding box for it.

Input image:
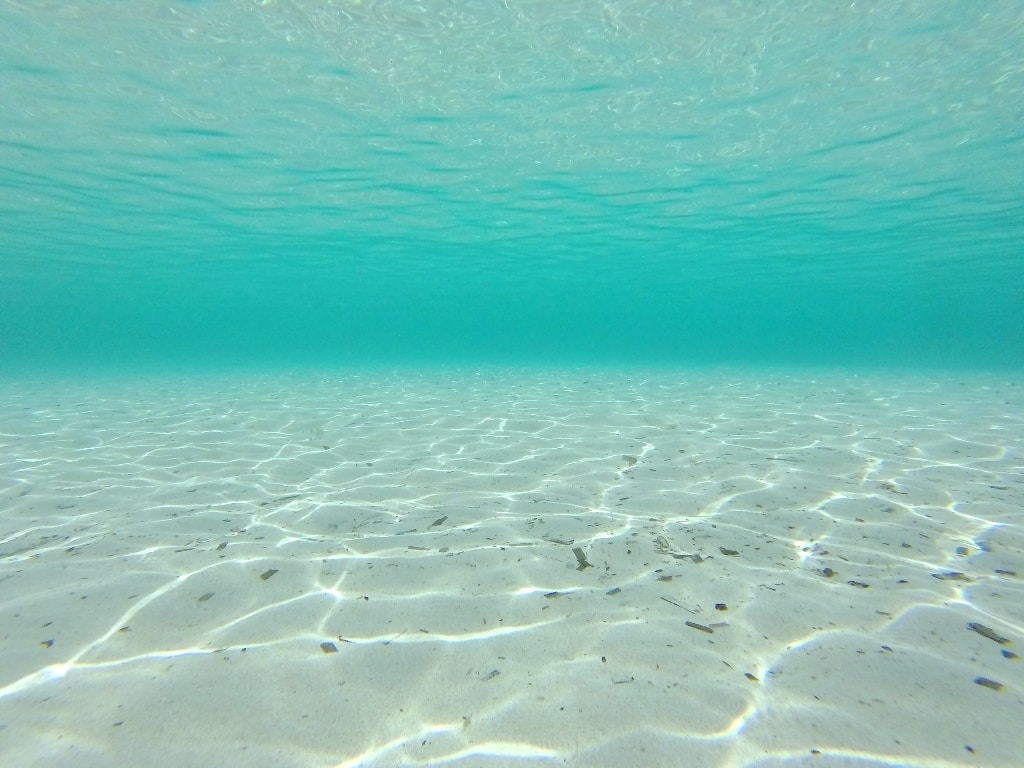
[0,369,1021,768]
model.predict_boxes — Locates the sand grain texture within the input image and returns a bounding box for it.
[0,370,1021,767]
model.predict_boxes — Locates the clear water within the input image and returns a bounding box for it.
[3,7,1024,766]
[1,1,1023,373]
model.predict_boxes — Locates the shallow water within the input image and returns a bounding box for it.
[2,1,1023,372]
[2,3,1024,766]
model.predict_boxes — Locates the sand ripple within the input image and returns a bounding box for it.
[1,370,1022,767]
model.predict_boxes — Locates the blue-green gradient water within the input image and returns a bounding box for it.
[2,1,1023,374]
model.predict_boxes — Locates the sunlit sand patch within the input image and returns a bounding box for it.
[0,370,1022,766]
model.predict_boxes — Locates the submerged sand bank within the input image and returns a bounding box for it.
[1,369,1021,767]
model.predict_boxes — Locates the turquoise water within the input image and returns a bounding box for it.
[2,1,1023,374]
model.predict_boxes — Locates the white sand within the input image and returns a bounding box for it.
[0,369,1021,768]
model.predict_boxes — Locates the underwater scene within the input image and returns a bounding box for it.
[1,2,1023,767]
